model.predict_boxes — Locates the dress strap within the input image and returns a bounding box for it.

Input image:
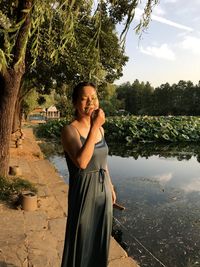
[70,124,82,137]
[71,124,103,140]
[99,127,104,139]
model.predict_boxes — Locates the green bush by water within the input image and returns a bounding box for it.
[35,116,200,143]
[35,118,70,139]
[105,115,200,143]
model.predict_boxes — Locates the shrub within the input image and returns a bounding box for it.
[0,176,37,202]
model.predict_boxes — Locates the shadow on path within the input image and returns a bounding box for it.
[0,262,18,267]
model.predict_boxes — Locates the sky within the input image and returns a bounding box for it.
[115,0,200,88]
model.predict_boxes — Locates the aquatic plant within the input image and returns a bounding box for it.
[36,116,200,143]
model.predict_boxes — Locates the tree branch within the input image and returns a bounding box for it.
[12,0,33,72]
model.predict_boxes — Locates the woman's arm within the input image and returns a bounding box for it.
[61,109,105,169]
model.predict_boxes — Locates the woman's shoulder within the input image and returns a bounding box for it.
[61,121,79,138]
[62,123,71,133]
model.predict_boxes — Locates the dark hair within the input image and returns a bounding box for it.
[72,82,97,105]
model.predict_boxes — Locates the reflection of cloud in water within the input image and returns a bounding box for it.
[181,177,200,192]
[154,172,173,184]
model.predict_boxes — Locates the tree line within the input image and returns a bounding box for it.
[116,80,200,116]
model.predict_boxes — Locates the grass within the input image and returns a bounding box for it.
[0,176,37,202]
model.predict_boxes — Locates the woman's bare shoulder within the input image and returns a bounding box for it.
[61,122,78,138]
[61,121,81,153]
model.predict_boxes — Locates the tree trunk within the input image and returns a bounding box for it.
[0,0,32,177]
[12,94,22,134]
[0,71,22,177]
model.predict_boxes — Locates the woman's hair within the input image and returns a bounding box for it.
[72,82,97,105]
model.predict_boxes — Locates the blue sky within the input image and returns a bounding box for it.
[115,0,200,88]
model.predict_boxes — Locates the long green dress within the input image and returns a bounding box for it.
[61,129,113,267]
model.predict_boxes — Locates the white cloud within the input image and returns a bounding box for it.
[182,178,200,192]
[151,14,193,32]
[153,6,166,16]
[135,8,193,32]
[139,43,176,61]
[179,36,200,55]
[163,0,178,3]
[154,173,173,185]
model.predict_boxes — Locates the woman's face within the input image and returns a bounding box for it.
[75,85,99,116]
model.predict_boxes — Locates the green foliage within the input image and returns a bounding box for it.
[0,176,37,201]
[104,116,200,143]
[54,94,73,117]
[0,0,159,84]
[37,96,46,105]
[35,118,71,139]
[108,0,159,45]
[0,0,80,68]
[153,80,200,115]
[116,80,154,115]
[0,0,159,177]
[99,83,122,116]
[22,89,39,118]
[22,89,57,118]
[35,115,200,143]
[116,80,200,116]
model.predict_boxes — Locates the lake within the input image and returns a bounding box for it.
[47,142,200,267]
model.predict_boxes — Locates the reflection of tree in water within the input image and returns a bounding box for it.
[37,140,63,158]
[108,142,200,162]
[37,138,200,163]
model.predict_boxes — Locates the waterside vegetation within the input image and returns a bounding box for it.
[0,176,37,202]
[36,115,200,143]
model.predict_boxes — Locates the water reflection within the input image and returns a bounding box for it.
[107,143,200,267]
[108,142,200,163]
[45,141,200,267]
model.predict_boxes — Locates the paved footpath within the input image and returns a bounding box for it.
[0,127,139,267]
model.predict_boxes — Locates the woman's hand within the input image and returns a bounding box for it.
[91,108,105,127]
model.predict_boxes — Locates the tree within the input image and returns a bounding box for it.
[116,80,154,115]
[99,83,122,116]
[140,81,154,115]
[0,0,159,176]
[21,89,39,119]
[12,3,130,133]
[153,83,172,115]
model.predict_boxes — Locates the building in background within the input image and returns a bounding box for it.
[28,105,60,122]
[46,105,60,120]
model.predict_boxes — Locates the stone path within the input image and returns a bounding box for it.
[0,127,139,267]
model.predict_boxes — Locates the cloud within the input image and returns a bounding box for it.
[179,36,200,55]
[182,178,200,192]
[151,14,193,32]
[153,6,166,16]
[154,173,173,184]
[163,0,178,3]
[139,44,176,61]
[135,8,193,32]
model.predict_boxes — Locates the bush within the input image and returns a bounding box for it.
[0,176,37,202]
[35,118,70,139]
[35,115,200,143]
[104,116,200,143]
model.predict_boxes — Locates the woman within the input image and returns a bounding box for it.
[61,82,116,267]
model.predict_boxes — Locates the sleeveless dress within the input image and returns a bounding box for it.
[61,129,113,267]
